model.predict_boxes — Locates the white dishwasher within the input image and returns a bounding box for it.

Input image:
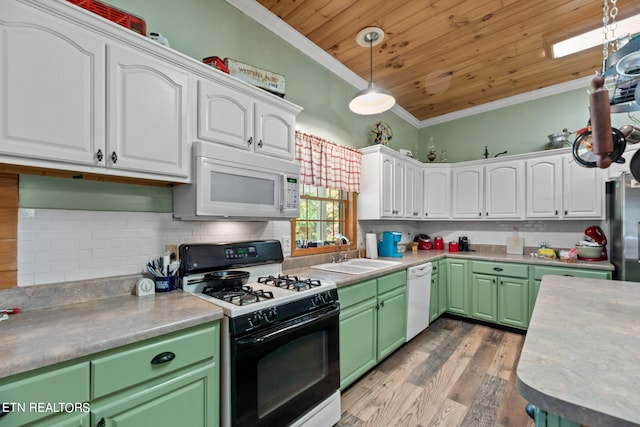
[406,262,433,342]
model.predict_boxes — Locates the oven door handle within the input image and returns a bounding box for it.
[238,305,338,345]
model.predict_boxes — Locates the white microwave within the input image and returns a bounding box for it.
[173,142,300,220]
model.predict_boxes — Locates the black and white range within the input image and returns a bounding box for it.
[180,240,340,427]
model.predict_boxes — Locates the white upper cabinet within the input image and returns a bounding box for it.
[106,44,190,178]
[562,154,603,219]
[423,167,450,219]
[0,1,189,181]
[197,80,253,151]
[0,1,105,166]
[405,162,422,218]
[359,146,415,219]
[197,79,297,160]
[484,161,524,219]
[526,156,562,218]
[451,166,484,219]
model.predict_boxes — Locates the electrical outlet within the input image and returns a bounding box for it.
[281,236,291,251]
[165,244,179,260]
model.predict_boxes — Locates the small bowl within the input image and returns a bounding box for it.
[575,245,604,259]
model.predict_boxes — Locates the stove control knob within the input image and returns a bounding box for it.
[325,291,334,302]
[249,312,262,327]
[265,308,277,322]
[313,294,324,307]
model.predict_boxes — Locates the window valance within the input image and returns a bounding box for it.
[295,131,362,193]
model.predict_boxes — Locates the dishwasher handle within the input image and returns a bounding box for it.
[407,262,433,279]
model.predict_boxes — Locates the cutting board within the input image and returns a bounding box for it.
[506,230,524,254]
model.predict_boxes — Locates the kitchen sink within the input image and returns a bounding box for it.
[311,259,402,275]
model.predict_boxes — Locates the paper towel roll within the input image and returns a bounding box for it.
[365,233,378,259]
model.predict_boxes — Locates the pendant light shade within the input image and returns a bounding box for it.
[349,27,395,115]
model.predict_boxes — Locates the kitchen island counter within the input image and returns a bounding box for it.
[517,275,640,427]
[0,290,223,378]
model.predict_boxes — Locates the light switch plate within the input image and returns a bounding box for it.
[281,235,291,256]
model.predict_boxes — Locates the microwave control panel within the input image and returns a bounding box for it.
[284,177,299,209]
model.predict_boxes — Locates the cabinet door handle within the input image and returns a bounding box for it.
[380,300,385,308]
[97,418,106,427]
[150,351,176,365]
[258,139,263,148]
[555,210,559,215]
[425,212,428,216]
[247,136,253,146]
[111,151,118,164]
[96,149,104,162]
[478,212,482,216]
[564,210,568,215]
[493,267,504,272]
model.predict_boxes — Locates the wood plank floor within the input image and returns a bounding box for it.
[338,317,535,427]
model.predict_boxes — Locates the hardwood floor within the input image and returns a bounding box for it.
[338,317,535,427]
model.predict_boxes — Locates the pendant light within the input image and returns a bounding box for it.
[349,27,395,115]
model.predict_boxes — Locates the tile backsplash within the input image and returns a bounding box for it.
[17,209,291,286]
[357,219,607,253]
[18,208,607,287]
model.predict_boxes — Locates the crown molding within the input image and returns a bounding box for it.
[226,0,591,129]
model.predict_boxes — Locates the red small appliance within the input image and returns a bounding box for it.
[581,225,608,261]
[434,237,444,251]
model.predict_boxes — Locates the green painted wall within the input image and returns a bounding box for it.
[19,176,172,212]
[417,86,632,163]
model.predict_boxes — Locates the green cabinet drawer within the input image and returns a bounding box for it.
[471,260,529,278]
[0,362,89,427]
[338,279,376,309]
[533,265,611,280]
[377,270,407,294]
[91,323,218,399]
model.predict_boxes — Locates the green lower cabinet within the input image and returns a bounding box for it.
[437,261,447,317]
[30,413,90,427]
[377,285,407,361]
[91,364,215,427]
[531,265,612,315]
[338,292,377,389]
[0,322,220,427]
[446,259,470,316]
[498,276,529,329]
[534,407,581,427]
[471,273,498,322]
[338,271,406,389]
[0,362,90,427]
[429,272,439,323]
[469,261,529,329]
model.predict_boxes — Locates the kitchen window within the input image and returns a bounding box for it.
[291,185,356,256]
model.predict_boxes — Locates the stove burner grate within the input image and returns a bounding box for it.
[202,285,274,306]
[257,274,322,292]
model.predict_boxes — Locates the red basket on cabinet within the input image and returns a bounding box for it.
[67,0,147,36]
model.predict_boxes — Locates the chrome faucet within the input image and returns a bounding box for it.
[333,233,351,263]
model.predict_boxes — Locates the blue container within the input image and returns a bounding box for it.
[155,276,178,292]
[378,231,403,257]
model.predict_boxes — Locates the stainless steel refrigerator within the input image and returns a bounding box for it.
[606,173,640,282]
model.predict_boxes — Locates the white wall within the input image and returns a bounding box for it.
[17,209,291,286]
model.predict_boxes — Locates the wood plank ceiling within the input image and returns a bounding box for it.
[256,0,640,122]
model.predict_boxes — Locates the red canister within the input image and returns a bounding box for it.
[448,242,459,252]
[434,237,444,250]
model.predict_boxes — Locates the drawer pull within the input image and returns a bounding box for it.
[493,267,504,272]
[151,351,176,365]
